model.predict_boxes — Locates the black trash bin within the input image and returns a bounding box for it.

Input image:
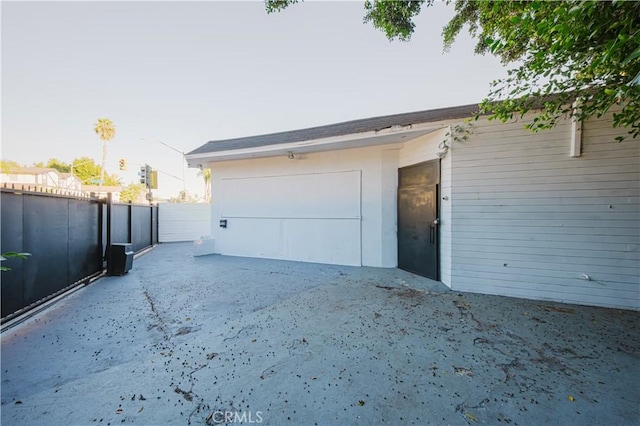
[108,243,133,276]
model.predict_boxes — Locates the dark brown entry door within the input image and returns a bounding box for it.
[397,160,439,280]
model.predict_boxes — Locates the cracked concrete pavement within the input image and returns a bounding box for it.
[1,242,639,425]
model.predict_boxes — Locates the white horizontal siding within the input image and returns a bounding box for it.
[452,247,638,268]
[454,200,639,211]
[450,111,640,310]
[451,279,637,308]
[158,203,212,243]
[454,231,639,244]
[454,237,638,256]
[440,152,452,287]
[454,262,638,285]
[454,256,638,277]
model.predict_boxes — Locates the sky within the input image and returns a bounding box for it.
[1,1,509,199]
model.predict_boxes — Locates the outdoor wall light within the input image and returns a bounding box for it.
[219,219,227,228]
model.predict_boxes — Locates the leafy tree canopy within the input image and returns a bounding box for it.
[1,159,22,174]
[119,183,147,204]
[93,118,116,187]
[4,157,121,186]
[363,0,430,42]
[33,158,71,173]
[265,0,640,139]
[93,118,116,142]
[71,157,121,186]
[3,157,122,190]
[198,168,212,203]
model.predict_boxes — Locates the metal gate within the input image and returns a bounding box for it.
[1,186,159,323]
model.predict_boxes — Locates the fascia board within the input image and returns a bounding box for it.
[186,123,444,164]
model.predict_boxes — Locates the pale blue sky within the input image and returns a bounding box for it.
[1,1,508,198]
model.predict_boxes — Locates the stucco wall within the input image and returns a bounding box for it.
[209,143,403,267]
[208,128,453,276]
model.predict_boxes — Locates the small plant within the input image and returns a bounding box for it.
[1,252,31,271]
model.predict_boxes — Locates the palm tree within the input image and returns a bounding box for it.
[93,118,116,187]
[198,168,211,203]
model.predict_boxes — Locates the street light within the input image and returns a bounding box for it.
[140,137,186,194]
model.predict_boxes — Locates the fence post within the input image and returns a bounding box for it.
[149,204,153,248]
[106,192,112,269]
[128,201,133,244]
[98,196,104,268]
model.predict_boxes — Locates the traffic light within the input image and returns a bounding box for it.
[118,158,127,171]
[138,164,158,189]
[139,165,148,186]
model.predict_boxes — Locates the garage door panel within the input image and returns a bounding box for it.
[217,218,361,266]
[218,218,283,259]
[220,171,361,219]
[282,219,361,266]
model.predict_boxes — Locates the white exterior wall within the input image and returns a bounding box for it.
[158,203,212,243]
[1,171,69,189]
[208,127,453,276]
[1,173,38,185]
[398,127,452,287]
[449,112,640,310]
[209,143,402,267]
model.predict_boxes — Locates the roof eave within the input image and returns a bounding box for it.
[186,122,445,166]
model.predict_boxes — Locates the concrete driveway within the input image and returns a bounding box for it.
[1,243,639,425]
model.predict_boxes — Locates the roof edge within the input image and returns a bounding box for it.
[187,103,480,157]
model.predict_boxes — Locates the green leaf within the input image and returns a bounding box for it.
[0,251,30,271]
[1,252,31,261]
[622,46,640,65]
[568,5,582,14]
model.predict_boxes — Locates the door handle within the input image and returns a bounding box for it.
[430,218,439,244]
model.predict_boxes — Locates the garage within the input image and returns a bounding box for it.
[215,170,362,266]
[186,108,445,270]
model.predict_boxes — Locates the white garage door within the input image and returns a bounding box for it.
[217,171,362,266]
